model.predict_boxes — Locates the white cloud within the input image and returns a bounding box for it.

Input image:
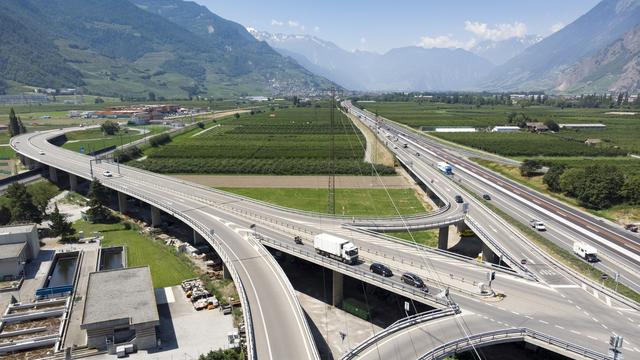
[314,26,320,32]
[360,37,367,44]
[287,20,305,31]
[271,19,283,26]
[418,35,475,50]
[464,20,527,41]
[550,22,565,33]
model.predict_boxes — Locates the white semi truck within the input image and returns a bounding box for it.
[573,241,599,263]
[437,161,453,175]
[314,233,359,265]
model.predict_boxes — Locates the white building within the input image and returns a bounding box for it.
[559,123,607,129]
[434,127,477,133]
[491,126,521,133]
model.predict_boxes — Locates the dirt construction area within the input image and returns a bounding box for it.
[175,175,411,189]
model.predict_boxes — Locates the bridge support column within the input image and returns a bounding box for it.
[222,263,231,280]
[332,271,344,307]
[48,166,58,183]
[193,229,204,245]
[438,226,449,250]
[150,206,161,228]
[69,174,78,192]
[455,221,468,233]
[118,192,128,214]
[481,242,499,263]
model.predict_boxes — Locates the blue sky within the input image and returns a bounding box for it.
[197,0,601,53]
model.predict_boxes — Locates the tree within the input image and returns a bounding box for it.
[88,179,110,206]
[621,175,640,205]
[5,183,42,224]
[8,108,20,137]
[197,121,205,129]
[519,159,542,177]
[94,97,104,104]
[234,113,240,120]
[576,165,624,209]
[543,166,565,192]
[85,198,112,224]
[198,349,243,360]
[0,206,11,226]
[148,91,156,102]
[559,168,585,197]
[100,121,120,135]
[544,120,560,132]
[49,204,76,241]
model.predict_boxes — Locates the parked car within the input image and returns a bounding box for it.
[454,195,464,203]
[530,220,546,231]
[370,263,393,277]
[482,194,491,200]
[102,170,113,177]
[401,272,425,288]
[38,150,45,155]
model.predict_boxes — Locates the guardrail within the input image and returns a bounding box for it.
[418,327,610,360]
[341,306,460,360]
[257,234,455,307]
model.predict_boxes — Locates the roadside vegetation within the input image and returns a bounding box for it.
[218,187,427,216]
[133,105,395,175]
[382,229,439,248]
[0,180,60,225]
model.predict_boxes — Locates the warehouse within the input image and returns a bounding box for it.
[81,266,159,352]
[0,224,39,280]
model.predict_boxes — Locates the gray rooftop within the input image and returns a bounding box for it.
[81,266,159,327]
[0,242,26,260]
[0,224,36,236]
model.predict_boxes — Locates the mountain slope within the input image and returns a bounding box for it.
[557,25,640,93]
[0,0,334,97]
[470,35,542,65]
[250,30,494,91]
[483,0,640,91]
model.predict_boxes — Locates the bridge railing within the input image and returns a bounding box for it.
[341,307,460,360]
[418,327,610,360]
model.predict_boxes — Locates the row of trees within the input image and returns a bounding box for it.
[8,108,27,137]
[541,164,640,209]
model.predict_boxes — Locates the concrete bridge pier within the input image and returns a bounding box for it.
[48,166,58,183]
[481,242,499,263]
[332,271,344,307]
[69,174,78,192]
[193,229,204,245]
[455,221,468,233]
[222,263,231,280]
[438,226,449,250]
[150,206,161,228]
[118,192,128,214]
[23,157,38,170]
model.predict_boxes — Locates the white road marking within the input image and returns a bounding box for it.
[539,320,549,325]
[570,330,581,335]
[554,325,565,330]
[605,296,611,307]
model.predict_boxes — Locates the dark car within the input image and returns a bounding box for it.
[483,194,491,200]
[370,263,393,277]
[454,195,464,203]
[401,272,425,288]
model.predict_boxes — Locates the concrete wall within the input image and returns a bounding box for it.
[0,225,39,259]
[0,246,26,279]
[86,323,157,351]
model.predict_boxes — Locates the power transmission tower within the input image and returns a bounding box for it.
[327,90,336,215]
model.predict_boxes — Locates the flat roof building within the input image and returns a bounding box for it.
[0,242,27,280]
[491,126,521,132]
[0,223,39,260]
[559,123,607,129]
[81,266,159,351]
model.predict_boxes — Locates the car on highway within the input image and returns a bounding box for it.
[102,170,113,177]
[38,150,45,155]
[482,194,491,200]
[415,152,420,157]
[370,263,393,277]
[401,272,425,288]
[530,220,546,231]
[454,195,464,203]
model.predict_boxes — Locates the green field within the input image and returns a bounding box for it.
[218,188,427,216]
[383,230,439,247]
[75,220,197,288]
[362,101,640,155]
[62,125,167,153]
[133,106,395,175]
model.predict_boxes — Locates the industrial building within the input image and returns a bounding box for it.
[81,266,159,352]
[559,123,607,129]
[491,126,521,133]
[0,224,39,280]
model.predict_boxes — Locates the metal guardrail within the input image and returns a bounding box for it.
[418,327,610,360]
[341,307,460,360]
[257,235,455,307]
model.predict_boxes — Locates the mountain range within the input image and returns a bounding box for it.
[0,0,334,97]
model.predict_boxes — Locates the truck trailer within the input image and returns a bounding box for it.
[573,241,598,263]
[437,162,453,175]
[314,233,359,265]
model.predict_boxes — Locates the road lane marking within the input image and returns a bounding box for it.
[554,325,565,330]
[539,320,549,325]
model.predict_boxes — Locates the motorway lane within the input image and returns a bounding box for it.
[13,131,319,360]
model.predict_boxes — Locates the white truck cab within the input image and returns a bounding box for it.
[573,241,598,262]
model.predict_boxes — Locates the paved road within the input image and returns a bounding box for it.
[12,118,640,359]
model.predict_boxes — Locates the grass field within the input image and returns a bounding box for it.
[383,230,439,247]
[218,187,427,216]
[133,106,395,175]
[75,220,197,288]
[62,125,167,153]
[362,101,640,155]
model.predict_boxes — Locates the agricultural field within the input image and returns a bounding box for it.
[134,106,395,175]
[219,187,427,216]
[361,101,640,155]
[61,125,167,153]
